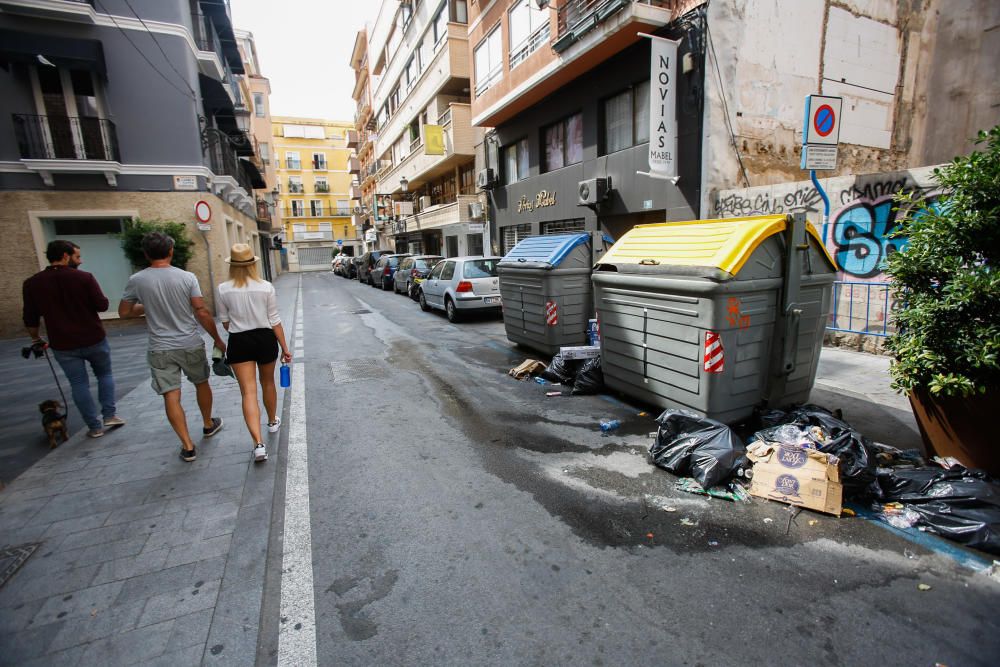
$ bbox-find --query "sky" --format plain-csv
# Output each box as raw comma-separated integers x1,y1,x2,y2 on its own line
230,0,382,121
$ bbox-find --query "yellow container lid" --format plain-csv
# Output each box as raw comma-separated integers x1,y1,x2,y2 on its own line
599,214,835,276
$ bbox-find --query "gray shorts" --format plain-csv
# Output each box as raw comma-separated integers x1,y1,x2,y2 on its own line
148,346,211,395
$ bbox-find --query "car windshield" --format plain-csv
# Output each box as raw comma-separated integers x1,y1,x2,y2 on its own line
388,257,402,267
463,259,498,278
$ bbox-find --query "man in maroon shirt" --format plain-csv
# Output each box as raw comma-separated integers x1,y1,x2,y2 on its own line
22,240,125,439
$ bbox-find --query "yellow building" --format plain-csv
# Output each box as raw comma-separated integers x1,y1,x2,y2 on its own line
273,117,358,270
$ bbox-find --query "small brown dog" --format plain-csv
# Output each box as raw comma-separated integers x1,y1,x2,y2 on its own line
39,400,68,449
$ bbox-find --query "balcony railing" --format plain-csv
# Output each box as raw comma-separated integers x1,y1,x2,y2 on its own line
312,160,327,170
285,159,302,170
557,0,677,40
510,22,551,69
315,183,330,193
192,13,220,53
13,114,120,161
287,182,304,193
206,140,252,193
283,207,352,218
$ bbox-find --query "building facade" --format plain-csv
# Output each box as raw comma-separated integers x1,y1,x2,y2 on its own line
272,116,358,270
357,0,487,259
236,28,281,278
0,0,265,337
468,0,999,257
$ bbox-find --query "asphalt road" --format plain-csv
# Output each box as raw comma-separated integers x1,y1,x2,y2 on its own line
260,271,1000,667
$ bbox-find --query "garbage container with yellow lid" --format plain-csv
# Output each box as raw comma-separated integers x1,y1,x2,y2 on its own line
592,212,836,423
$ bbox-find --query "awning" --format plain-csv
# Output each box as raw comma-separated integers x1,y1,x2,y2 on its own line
0,30,106,77
199,73,235,113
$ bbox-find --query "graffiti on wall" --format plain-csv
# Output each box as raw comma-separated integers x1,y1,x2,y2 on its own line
712,168,939,282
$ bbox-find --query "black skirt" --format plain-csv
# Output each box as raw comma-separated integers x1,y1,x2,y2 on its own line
226,328,278,365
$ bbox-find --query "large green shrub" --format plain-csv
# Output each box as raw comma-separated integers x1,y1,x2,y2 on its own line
117,219,194,270
885,126,1000,397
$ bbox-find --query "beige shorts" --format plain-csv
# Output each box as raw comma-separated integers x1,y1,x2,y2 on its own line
148,347,211,395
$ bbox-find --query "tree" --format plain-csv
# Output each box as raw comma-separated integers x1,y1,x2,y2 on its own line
884,126,1000,397
117,219,195,270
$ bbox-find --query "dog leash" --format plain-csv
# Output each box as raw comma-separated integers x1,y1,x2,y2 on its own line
42,348,70,426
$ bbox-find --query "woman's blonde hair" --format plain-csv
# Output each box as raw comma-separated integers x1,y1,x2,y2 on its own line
228,261,260,288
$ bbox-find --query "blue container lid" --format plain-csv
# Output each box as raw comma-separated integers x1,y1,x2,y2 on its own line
500,233,591,268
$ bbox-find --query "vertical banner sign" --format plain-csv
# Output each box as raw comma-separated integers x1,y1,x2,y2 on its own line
423,125,444,156
648,35,680,182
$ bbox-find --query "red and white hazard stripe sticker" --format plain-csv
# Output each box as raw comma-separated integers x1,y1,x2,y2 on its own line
704,331,724,373
545,301,558,326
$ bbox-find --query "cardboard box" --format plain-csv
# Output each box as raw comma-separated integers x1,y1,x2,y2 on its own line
559,345,601,360
746,444,843,516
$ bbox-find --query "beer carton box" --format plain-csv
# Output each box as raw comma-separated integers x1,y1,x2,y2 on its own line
746,443,843,516
558,345,601,360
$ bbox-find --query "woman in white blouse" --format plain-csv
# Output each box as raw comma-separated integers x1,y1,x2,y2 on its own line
217,243,291,463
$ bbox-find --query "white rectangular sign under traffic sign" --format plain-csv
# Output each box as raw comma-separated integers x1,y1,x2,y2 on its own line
803,95,843,146
802,145,839,170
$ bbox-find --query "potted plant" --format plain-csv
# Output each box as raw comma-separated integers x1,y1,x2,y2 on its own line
884,126,1000,474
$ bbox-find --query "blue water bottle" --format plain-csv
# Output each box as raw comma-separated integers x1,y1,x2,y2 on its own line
279,363,291,388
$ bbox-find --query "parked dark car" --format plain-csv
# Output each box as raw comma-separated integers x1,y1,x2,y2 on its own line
393,255,444,299
356,249,394,285
370,253,411,290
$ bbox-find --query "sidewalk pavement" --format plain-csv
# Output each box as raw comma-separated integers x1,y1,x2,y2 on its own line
0,334,920,665
0,370,282,666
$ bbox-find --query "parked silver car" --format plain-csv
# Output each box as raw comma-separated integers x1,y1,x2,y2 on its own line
418,256,502,322
393,254,444,299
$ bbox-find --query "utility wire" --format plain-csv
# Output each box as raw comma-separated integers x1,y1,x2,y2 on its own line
120,0,200,102
93,0,199,106
706,22,750,188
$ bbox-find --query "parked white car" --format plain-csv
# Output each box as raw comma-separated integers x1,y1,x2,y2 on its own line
418,256,502,322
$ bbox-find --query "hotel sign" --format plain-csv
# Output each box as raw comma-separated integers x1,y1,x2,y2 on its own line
516,190,557,214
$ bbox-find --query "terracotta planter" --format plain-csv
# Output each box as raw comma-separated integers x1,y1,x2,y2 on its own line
908,388,1000,476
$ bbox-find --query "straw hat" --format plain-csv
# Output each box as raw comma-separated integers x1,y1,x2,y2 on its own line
225,243,259,265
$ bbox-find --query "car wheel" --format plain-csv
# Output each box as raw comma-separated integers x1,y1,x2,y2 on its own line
446,297,461,323
419,290,431,312
408,282,416,300
382,277,390,290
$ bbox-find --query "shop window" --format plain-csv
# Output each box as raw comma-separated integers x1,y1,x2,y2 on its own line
467,233,483,256
503,138,529,184
459,163,475,195
446,237,459,257
601,80,650,155
542,219,585,235
542,112,583,172
502,223,533,254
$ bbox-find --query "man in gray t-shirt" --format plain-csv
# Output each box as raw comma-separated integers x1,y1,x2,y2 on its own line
119,232,227,462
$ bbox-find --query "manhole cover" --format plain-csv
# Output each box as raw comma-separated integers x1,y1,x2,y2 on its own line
331,358,389,384
0,543,39,588
351,309,372,315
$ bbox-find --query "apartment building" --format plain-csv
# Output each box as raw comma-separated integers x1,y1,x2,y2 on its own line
0,0,265,336
236,28,281,278
468,0,701,253
273,116,358,270
469,0,1000,256
361,0,486,258
349,28,377,250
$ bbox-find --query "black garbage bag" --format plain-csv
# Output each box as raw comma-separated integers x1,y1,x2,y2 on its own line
749,406,789,432
877,467,1000,554
571,357,603,395
540,353,582,385
649,410,746,489
778,405,879,499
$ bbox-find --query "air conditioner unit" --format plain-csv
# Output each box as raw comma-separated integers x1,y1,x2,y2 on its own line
418,195,432,211
476,168,495,190
468,202,484,220
578,177,611,205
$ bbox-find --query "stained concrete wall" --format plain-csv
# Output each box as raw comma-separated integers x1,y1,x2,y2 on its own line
700,0,1000,213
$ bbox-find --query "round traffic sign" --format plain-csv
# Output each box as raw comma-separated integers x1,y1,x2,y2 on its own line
814,104,835,137
194,200,212,223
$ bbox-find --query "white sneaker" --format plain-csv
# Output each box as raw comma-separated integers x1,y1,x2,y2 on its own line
267,417,281,433
253,443,267,463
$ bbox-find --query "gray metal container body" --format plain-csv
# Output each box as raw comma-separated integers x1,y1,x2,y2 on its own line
593,234,834,423
499,242,594,357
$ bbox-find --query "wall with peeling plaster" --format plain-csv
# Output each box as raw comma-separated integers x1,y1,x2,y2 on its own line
699,0,999,216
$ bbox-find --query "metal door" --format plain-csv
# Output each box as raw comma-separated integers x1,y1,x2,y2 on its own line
297,246,332,271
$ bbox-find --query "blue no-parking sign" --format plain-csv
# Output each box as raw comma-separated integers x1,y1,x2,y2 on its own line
337,239,343,246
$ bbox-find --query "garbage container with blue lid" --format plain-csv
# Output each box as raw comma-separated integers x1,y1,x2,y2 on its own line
592,213,836,423
499,231,611,356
